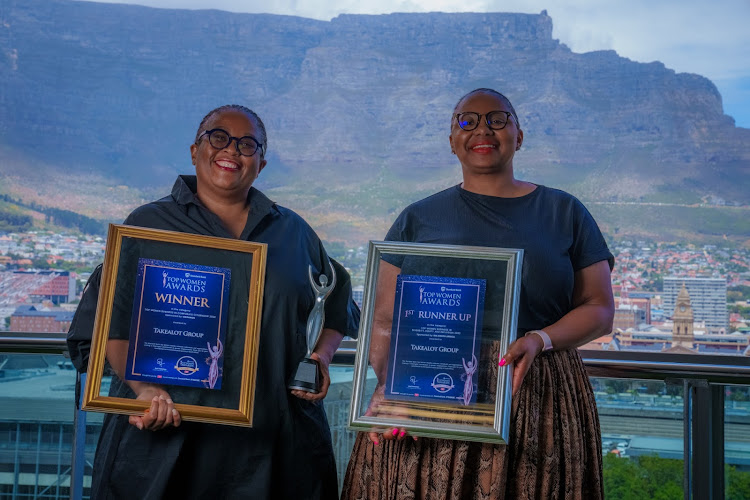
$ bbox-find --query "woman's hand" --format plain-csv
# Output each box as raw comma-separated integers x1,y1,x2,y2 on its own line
499,334,544,396
106,339,181,431
292,328,344,402
128,386,181,431
364,385,414,445
291,351,331,402
376,426,411,444
498,260,615,396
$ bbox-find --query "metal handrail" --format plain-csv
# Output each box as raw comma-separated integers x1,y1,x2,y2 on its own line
0,333,68,354
581,349,750,384
3,335,750,385
332,339,750,384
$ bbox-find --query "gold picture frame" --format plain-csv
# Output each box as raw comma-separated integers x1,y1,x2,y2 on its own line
82,224,266,427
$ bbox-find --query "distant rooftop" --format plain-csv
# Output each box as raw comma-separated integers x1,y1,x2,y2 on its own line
11,305,74,321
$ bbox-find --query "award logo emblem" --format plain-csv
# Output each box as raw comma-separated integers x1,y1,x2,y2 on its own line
288,260,336,393
431,373,455,393
175,356,199,375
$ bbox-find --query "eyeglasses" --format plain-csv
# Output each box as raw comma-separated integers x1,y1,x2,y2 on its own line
454,111,514,131
197,128,265,157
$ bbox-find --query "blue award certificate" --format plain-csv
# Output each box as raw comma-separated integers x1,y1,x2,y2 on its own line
125,259,231,390
385,275,486,406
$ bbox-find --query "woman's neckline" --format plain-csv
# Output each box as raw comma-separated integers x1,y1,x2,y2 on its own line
456,182,541,200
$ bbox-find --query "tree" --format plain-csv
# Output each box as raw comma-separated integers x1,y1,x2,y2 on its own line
727,465,750,500
31,257,51,269
638,455,683,499
603,454,649,499
603,379,632,394
603,454,683,499
728,285,750,302
727,387,750,402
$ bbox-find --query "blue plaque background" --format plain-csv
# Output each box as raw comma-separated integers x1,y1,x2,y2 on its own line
125,258,231,389
385,274,486,405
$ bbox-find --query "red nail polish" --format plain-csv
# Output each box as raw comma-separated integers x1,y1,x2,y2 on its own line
399,430,406,438
373,440,379,446
392,428,398,436
499,359,506,367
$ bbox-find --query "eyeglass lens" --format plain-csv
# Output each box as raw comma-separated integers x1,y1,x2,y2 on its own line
456,111,510,131
207,129,259,156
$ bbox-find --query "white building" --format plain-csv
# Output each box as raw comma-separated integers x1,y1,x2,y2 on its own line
663,277,727,332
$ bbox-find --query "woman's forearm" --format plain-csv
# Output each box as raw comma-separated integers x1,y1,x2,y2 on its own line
536,260,614,351
106,339,163,397
368,261,400,383
313,328,344,366
541,303,614,350
369,319,393,383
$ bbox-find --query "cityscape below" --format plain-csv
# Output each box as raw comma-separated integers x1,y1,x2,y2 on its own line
0,230,748,358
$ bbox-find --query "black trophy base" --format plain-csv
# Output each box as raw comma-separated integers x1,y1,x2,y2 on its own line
288,357,320,393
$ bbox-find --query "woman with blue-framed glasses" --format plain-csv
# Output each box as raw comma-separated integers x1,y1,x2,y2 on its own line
343,88,614,500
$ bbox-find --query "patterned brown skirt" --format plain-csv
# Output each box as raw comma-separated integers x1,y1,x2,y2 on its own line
341,349,603,500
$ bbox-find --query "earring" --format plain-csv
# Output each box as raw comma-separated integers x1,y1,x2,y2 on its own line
451,150,456,154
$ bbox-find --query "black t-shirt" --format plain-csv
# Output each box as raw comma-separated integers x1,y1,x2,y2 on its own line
385,184,614,336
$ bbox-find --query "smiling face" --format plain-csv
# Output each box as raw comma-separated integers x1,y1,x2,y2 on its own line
190,109,267,203
449,91,523,179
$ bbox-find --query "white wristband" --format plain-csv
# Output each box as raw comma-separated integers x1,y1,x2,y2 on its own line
526,330,553,352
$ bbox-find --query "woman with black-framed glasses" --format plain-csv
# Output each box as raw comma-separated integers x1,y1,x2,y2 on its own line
342,88,614,500
68,104,359,499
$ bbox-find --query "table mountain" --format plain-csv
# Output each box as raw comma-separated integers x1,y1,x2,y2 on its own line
1,0,748,243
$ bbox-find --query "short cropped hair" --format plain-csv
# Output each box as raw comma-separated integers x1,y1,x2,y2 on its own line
194,104,268,157
452,88,520,129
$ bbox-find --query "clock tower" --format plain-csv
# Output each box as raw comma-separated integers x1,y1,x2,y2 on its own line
671,283,695,348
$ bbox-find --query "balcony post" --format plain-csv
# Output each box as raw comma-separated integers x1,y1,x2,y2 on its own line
69,371,87,500
690,380,725,499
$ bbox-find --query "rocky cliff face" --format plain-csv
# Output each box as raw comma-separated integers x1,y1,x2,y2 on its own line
0,1,748,240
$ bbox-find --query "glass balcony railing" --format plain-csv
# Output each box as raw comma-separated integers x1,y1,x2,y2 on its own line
0,334,78,500
1,335,749,500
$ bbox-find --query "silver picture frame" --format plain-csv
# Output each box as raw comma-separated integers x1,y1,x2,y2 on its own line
348,241,523,444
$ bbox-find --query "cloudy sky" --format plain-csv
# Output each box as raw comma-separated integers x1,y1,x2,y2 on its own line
86,0,750,127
